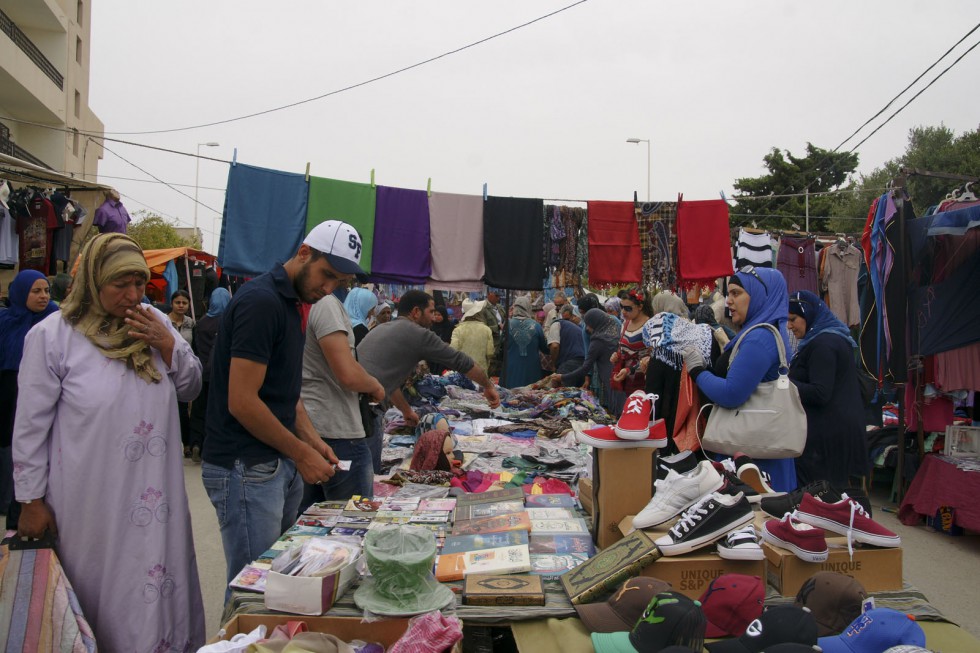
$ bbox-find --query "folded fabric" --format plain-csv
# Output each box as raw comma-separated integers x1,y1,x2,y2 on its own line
370,185,432,284
587,201,642,285
483,196,546,289
389,612,463,653
427,191,486,291
676,198,734,286
220,163,308,276
306,176,377,273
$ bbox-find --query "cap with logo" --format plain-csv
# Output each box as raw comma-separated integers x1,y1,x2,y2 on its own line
591,591,706,653
699,574,765,638
794,572,868,637
761,645,821,653
575,576,672,633
882,647,934,653
818,608,926,653
706,605,818,653
303,220,367,277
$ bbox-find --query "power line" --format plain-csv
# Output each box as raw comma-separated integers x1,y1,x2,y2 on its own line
71,1,591,136
729,186,893,201
122,195,220,238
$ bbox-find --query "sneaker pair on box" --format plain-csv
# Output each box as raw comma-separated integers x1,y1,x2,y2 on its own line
762,493,900,562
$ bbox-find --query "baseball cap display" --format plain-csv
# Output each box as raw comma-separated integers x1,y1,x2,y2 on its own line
591,591,706,653
575,577,673,633
817,609,926,653
760,646,821,653
304,220,367,276
699,574,765,638
706,605,818,653
882,647,934,653
794,572,868,637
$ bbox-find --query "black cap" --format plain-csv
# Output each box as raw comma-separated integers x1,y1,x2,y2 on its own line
706,605,818,653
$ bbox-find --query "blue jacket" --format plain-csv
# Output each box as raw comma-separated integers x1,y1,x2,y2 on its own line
696,328,781,409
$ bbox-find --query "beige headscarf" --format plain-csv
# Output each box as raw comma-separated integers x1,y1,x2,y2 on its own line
61,233,160,384
650,291,689,318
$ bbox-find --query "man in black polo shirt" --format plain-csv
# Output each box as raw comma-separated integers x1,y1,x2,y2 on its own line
202,220,365,585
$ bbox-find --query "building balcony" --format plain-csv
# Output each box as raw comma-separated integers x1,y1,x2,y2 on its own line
0,7,63,90
0,120,51,169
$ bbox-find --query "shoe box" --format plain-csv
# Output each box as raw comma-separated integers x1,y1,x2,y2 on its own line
763,538,902,596
578,477,594,517
618,514,765,600
592,447,657,549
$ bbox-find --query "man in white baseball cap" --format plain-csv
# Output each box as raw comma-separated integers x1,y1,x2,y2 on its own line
303,219,368,279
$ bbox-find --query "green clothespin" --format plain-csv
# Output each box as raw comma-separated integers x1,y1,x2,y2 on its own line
370,169,375,188
427,178,432,198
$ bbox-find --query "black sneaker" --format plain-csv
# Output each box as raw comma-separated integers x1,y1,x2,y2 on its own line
716,469,761,504
656,450,698,481
653,492,754,556
760,480,872,518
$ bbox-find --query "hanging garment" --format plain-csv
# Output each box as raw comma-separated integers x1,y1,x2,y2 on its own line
587,201,641,286
219,163,308,276
92,198,131,234
544,205,564,273
777,236,819,295
821,244,862,327
676,199,734,287
306,176,377,274
936,342,980,392
909,238,980,356
0,203,16,266
16,192,54,273
559,206,584,280
735,228,773,269
483,196,545,290
427,191,486,291
635,201,678,289
369,185,432,285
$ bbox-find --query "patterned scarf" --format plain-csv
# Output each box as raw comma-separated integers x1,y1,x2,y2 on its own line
636,201,678,289
642,313,713,371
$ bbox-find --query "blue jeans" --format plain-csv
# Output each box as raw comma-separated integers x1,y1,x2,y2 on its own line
367,412,384,474
202,457,303,589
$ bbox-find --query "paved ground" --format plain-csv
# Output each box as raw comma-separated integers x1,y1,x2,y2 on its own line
184,461,980,640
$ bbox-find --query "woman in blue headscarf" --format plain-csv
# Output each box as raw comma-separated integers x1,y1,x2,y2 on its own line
682,267,797,492
787,290,870,488
504,296,549,388
0,270,58,516
187,288,233,462
343,287,379,346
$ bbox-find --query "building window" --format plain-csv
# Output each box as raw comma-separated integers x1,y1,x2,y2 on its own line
73,131,79,156
77,0,83,26
74,91,81,118
76,36,82,64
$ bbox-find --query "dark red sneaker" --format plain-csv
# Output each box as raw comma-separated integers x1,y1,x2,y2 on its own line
761,513,829,562
796,493,900,549
615,391,657,440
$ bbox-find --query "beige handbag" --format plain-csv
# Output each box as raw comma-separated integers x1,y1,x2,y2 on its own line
699,323,807,459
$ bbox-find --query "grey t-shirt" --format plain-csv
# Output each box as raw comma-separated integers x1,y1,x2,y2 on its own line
300,296,365,440
357,317,476,395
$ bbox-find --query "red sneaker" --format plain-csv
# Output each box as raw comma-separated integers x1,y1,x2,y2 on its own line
796,493,900,550
576,420,667,449
761,513,829,562
615,391,658,440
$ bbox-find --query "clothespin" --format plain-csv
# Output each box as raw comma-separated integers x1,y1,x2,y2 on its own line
719,190,728,202
370,169,375,188
427,178,432,198
483,183,488,201
232,148,237,167
305,162,310,182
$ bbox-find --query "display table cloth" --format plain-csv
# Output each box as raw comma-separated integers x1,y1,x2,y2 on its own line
899,454,980,531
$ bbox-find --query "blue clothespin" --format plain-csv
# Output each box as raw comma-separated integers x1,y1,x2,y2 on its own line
232,148,237,167
483,183,488,201
719,190,728,201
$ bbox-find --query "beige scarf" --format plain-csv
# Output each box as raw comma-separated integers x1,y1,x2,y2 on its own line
60,233,161,384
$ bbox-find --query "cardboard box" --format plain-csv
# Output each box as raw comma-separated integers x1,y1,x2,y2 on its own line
925,506,963,536
264,553,361,615
763,541,902,597
578,477,594,517
209,615,463,652
618,515,765,599
593,447,656,549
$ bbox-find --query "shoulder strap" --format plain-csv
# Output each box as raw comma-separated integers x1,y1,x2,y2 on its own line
729,323,789,370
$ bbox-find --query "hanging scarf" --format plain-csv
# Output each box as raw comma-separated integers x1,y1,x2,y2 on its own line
59,233,160,384
726,267,791,353
583,308,619,348
0,270,59,370
343,287,378,329
790,290,857,355
206,288,232,317
642,313,713,371
509,296,537,356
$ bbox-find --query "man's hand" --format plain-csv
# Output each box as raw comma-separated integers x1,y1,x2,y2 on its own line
549,373,562,387
310,438,340,466
403,409,420,428
294,444,339,485
18,501,58,539
484,385,501,409
367,381,386,404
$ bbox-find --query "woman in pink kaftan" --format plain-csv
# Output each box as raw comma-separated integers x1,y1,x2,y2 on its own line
13,233,205,652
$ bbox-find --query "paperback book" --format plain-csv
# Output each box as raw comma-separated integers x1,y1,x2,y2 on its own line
455,500,525,521
524,507,577,521
528,534,595,556
530,553,590,580
456,487,525,507
441,530,530,555
529,518,590,535
451,511,531,536
229,564,269,593
435,544,532,582
524,493,577,508
419,498,457,512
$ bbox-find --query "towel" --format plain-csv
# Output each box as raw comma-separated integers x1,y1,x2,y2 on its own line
306,176,377,273
370,185,432,284
483,196,545,290
586,201,642,286
676,198,734,287
427,191,486,291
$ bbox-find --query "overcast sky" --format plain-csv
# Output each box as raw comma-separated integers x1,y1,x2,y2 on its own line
89,1,980,253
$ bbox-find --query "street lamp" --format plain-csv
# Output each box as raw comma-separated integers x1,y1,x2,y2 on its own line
195,142,220,246
626,137,651,202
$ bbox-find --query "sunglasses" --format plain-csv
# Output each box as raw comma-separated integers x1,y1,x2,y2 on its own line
621,304,636,312
737,265,768,293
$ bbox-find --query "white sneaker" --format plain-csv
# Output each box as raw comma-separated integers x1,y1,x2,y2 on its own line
716,525,765,561
632,461,724,529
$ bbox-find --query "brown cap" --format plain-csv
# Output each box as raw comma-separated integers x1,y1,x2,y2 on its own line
794,572,867,637
575,576,673,633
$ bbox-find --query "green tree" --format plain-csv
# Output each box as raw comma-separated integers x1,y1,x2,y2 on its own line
127,211,197,250
731,143,860,232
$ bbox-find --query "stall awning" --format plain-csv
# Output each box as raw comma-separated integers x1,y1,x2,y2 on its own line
0,152,112,191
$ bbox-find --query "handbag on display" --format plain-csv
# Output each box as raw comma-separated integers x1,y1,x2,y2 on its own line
698,323,807,459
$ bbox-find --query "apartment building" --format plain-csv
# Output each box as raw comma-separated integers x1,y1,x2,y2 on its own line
0,0,104,178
